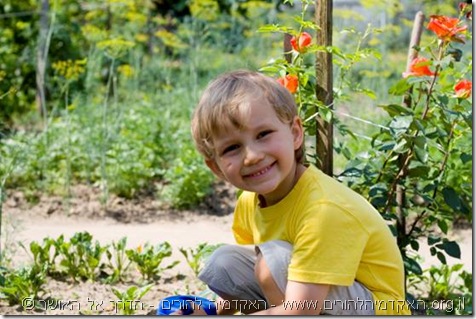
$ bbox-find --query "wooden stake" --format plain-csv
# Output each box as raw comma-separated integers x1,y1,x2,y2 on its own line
315,0,333,176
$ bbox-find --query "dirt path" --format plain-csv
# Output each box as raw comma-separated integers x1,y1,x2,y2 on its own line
10,210,471,273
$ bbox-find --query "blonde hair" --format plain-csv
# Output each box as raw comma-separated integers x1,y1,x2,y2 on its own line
191,70,305,163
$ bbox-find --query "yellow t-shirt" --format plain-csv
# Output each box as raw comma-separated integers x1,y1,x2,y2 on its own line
232,165,410,315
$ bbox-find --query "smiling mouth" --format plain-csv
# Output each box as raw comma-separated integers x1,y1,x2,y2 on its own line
244,162,275,178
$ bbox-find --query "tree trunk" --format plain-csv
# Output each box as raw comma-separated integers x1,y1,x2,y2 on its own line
314,0,333,176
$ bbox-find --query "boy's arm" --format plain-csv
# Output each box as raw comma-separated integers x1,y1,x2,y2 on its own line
251,281,330,315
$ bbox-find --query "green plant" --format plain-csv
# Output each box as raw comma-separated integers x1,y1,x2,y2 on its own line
179,243,223,276
0,264,47,308
258,0,380,158
408,264,472,315
104,237,132,283
55,232,108,282
111,284,153,315
162,142,215,209
126,241,178,281
21,237,60,278
341,7,472,283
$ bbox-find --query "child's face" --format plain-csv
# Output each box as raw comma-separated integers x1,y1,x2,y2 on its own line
206,97,303,206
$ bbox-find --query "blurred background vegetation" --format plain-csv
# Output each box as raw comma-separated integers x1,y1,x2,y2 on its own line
0,0,470,212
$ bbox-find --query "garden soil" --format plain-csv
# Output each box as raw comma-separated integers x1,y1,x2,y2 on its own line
0,183,472,315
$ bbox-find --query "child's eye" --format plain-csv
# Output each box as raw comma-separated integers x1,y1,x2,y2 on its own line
257,130,272,139
222,144,239,155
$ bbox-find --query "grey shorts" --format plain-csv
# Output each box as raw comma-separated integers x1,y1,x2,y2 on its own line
198,240,375,315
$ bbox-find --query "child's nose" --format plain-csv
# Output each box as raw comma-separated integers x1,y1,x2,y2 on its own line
243,144,264,166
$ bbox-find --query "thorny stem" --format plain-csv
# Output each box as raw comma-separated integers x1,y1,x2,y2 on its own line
407,120,457,236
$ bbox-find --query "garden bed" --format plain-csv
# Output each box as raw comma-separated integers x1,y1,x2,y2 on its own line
0,182,471,315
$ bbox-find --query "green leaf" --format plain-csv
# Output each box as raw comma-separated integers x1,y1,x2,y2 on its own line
377,141,395,151
442,187,461,211
414,147,428,163
389,116,413,137
404,257,422,275
126,286,138,296
436,251,447,264
257,25,293,34
392,139,409,153
378,104,414,117
442,241,461,259
413,136,427,149
410,240,419,251
359,88,376,99
428,235,441,245
406,76,433,85
437,219,448,234
407,164,430,177
460,153,471,164
388,78,412,95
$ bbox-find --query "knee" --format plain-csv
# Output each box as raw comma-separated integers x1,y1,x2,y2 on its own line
198,245,259,300
203,245,240,273
200,244,260,279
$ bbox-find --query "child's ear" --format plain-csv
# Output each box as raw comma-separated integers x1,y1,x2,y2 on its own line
291,116,304,150
205,159,225,180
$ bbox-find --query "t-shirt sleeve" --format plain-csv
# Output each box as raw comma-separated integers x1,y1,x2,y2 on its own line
232,192,255,245
288,202,370,286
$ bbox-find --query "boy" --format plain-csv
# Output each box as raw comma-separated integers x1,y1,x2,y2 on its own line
188,70,410,315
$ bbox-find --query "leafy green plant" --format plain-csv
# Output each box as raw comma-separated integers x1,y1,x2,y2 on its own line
0,265,47,308
21,237,60,278
162,142,215,209
55,232,108,282
340,6,472,285
408,263,472,315
179,243,223,276
111,284,152,315
104,237,132,283
426,264,470,303
126,242,178,281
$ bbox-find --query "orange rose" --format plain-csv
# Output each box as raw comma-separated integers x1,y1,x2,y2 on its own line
277,74,299,93
427,15,467,43
290,32,312,53
402,57,435,78
454,79,472,98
